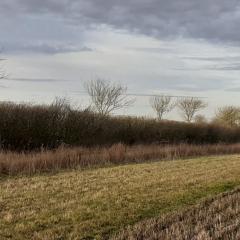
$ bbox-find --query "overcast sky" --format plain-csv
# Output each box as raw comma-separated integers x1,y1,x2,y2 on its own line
1,0,240,119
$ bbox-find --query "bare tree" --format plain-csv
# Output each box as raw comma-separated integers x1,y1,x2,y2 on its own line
214,106,240,127
177,97,207,122
150,96,175,120
84,78,134,116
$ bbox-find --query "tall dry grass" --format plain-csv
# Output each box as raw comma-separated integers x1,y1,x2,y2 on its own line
1,143,240,176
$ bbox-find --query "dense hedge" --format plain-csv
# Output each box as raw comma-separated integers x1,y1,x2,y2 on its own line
0,101,240,150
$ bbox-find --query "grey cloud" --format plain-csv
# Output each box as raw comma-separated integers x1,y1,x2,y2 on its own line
182,56,240,62
0,12,87,54
0,84,8,88
1,0,240,43
206,64,240,71
131,74,232,92
130,47,176,54
174,65,240,71
171,85,212,92
1,42,93,54
225,87,240,92
179,56,240,71
6,78,64,82
166,80,229,92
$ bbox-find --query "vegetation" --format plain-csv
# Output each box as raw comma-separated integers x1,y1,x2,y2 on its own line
177,97,207,122
1,33,240,240
0,78,239,239
2,143,240,176
84,78,134,116
1,101,240,151
113,188,240,240
150,96,175,120
1,155,240,239
214,106,240,127
194,114,208,124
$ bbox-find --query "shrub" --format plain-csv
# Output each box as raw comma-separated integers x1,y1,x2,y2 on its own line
0,101,240,150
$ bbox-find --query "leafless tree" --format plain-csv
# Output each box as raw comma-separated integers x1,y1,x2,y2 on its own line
150,96,175,120
214,106,240,127
84,78,134,116
177,97,207,122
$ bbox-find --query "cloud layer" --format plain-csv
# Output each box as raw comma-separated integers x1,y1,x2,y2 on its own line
2,42,93,54
1,0,240,43
1,0,240,118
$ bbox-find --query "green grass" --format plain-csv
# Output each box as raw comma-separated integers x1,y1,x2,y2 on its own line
1,155,240,239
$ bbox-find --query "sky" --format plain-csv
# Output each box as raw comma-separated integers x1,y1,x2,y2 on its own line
1,0,240,119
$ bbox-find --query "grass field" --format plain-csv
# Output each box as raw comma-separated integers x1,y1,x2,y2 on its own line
113,188,240,240
1,155,240,239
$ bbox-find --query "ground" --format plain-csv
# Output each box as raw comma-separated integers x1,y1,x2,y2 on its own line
1,155,240,239
113,188,240,240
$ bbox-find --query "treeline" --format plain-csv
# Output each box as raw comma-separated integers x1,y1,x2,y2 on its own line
0,100,240,151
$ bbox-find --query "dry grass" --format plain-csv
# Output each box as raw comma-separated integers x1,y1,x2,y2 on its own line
1,143,240,175
1,155,240,239
113,188,240,240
